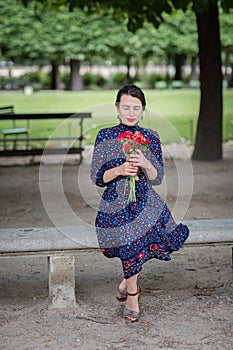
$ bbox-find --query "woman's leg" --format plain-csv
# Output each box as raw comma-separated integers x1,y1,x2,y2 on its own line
118,278,127,291
125,273,139,312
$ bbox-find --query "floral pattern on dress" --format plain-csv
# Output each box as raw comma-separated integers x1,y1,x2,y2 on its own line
91,123,189,279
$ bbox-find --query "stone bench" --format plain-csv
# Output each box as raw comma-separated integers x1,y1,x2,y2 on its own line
0,219,232,309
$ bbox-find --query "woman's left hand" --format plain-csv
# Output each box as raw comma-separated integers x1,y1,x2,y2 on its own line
128,149,152,170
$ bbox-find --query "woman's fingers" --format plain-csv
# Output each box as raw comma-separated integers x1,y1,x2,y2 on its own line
129,150,151,169
121,162,138,176
129,155,143,166
126,163,138,175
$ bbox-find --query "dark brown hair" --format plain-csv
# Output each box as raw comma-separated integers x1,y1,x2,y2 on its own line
115,85,146,110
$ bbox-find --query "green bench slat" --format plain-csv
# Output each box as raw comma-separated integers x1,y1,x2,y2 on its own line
2,128,28,135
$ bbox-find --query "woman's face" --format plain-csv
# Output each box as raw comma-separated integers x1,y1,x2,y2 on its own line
117,94,143,126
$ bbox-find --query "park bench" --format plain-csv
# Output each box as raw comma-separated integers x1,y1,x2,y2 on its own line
0,219,232,309
0,106,29,150
0,112,92,162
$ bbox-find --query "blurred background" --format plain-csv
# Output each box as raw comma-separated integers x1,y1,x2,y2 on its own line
0,0,232,158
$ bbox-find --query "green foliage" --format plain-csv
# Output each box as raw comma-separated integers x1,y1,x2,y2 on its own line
108,73,141,88
0,75,18,90
24,0,232,31
21,70,51,89
1,0,232,91
154,81,168,90
147,73,171,88
0,70,51,90
110,73,129,87
220,8,233,52
82,73,93,87
60,71,70,90
82,73,106,88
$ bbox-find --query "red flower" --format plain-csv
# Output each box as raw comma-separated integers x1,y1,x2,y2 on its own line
122,144,132,151
132,131,148,145
118,130,149,149
118,131,134,142
117,130,150,203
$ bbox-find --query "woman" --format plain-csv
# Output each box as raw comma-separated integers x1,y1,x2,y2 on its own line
91,85,189,322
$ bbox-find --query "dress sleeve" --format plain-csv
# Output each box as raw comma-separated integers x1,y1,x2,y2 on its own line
144,130,164,186
90,130,107,187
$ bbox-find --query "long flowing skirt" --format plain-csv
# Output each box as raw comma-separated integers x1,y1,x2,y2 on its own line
95,176,189,279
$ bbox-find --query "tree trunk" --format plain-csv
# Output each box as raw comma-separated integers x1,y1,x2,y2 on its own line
166,53,172,83
126,57,131,84
229,65,233,88
51,61,60,90
174,53,185,80
189,56,198,81
223,49,229,81
70,59,83,91
192,3,222,161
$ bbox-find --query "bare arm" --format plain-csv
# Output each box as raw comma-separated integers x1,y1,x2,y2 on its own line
103,161,139,184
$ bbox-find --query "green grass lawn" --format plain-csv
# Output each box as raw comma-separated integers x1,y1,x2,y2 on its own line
0,89,232,146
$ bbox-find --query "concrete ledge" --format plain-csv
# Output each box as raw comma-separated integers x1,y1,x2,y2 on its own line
184,218,233,245
0,219,232,308
0,225,97,254
0,219,232,255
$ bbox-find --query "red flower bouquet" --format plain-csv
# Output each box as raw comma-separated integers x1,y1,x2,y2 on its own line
118,131,150,202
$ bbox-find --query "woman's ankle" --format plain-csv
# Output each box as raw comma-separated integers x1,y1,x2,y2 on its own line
126,294,139,312
119,279,127,291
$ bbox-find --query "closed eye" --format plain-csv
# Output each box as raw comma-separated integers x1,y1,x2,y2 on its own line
121,104,142,111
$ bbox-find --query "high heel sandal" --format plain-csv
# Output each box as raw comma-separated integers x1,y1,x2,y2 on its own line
123,286,142,322
115,287,127,302
116,285,141,302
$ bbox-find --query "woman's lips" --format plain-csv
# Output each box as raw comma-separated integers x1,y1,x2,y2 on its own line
127,118,135,123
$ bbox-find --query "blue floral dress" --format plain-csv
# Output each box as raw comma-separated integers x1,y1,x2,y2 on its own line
91,122,189,279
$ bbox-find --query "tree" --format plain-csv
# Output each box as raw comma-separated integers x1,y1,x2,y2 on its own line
220,8,233,82
38,0,232,160
191,2,223,160
63,9,121,90
5,1,233,156
106,22,164,84
156,10,198,82
0,2,129,90
0,1,67,89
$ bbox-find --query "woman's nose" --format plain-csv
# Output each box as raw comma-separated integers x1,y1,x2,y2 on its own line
129,107,135,116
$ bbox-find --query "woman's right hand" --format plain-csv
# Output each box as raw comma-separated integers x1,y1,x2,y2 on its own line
118,161,139,177
103,161,139,184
